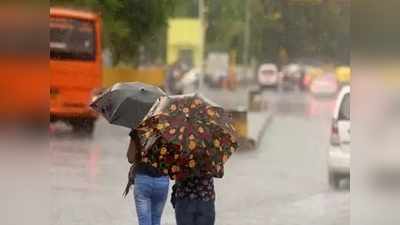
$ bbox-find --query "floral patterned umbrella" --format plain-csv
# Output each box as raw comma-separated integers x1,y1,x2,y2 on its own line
135,93,238,180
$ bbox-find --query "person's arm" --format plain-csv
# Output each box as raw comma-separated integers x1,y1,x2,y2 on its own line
126,138,136,164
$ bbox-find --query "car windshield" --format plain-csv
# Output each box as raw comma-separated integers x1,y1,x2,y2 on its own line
50,17,96,61
339,93,350,120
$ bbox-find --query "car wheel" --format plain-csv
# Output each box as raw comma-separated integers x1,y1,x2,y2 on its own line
328,171,341,189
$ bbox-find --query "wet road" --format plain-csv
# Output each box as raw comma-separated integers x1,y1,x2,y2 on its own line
51,88,349,225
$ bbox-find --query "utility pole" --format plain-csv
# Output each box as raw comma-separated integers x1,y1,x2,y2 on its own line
243,0,251,67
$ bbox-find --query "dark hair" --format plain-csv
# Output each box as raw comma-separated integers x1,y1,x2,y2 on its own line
123,130,141,198
129,129,142,150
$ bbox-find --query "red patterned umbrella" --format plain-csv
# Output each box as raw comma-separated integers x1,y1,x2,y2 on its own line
135,93,238,180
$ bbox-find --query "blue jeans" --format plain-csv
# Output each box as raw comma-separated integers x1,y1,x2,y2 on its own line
134,174,170,225
175,199,215,225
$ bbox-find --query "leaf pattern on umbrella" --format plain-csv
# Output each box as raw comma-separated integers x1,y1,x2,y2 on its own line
135,94,238,180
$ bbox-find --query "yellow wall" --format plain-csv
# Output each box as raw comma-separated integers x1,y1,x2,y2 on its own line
167,18,204,67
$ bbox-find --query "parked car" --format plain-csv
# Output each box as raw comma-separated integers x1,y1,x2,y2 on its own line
327,86,350,189
310,74,338,97
257,64,279,89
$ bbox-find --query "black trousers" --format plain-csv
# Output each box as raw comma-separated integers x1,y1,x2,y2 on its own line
174,199,215,225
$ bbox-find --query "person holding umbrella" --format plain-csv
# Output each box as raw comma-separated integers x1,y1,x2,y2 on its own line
126,130,169,225
134,93,239,225
91,82,170,225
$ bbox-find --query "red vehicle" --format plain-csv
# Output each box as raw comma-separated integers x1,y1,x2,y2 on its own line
310,74,338,97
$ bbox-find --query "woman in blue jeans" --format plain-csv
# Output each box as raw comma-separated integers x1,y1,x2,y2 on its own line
126,130,170,225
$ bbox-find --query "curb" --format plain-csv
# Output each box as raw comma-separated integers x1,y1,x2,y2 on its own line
254,112,273,149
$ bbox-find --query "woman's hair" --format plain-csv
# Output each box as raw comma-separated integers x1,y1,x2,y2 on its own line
130,129,141,150
123,129,141,198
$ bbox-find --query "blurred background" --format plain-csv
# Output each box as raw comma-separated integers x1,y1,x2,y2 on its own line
46,1,351,225
0,0,361,225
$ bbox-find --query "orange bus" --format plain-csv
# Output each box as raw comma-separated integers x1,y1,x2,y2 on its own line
50,7,102,134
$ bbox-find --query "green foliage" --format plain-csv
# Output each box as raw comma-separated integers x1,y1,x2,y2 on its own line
207,0,246,54
172,0,198,17
50,0,349,66
205,0,349,65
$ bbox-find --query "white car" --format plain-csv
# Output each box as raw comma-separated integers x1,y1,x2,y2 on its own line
257,64,279,89
327,86,350,189
310,74,338,97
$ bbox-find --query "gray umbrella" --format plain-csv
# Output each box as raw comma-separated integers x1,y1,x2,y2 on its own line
90,82,166,129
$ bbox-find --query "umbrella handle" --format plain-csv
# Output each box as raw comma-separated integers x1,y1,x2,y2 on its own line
143,134,161,151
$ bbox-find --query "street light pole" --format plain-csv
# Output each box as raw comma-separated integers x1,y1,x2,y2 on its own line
243,0,251,67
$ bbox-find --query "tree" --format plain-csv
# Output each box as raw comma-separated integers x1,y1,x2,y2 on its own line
51,0,177,65
248,0,350,65
204,0,350,65
206,0,246,62
51,0,349,66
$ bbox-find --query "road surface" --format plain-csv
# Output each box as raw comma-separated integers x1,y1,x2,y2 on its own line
51,88,349,225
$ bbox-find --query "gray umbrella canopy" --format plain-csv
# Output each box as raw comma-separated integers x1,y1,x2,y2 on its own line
90,82,166,128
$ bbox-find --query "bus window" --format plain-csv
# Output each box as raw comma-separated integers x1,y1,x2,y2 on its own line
50,17,96,61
